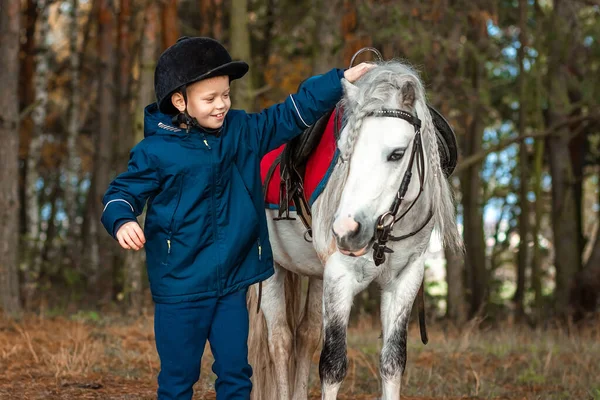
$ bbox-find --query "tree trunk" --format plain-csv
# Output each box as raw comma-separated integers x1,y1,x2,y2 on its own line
24,0,51,309
530,3,546,321
461,125,487,318
570,189,600,319
531,137,544,320
461,23,488,318
546,0,581,317
0,0,23,317
445,244,467,324
136,2,159,136
199,0,212,36
123,0,160,313
230,0,253,110
199,0,223,41
259,0,274,68
311,0,342,74
213,0,224,42
160,0,179,50
117,0,133,170
567,91,586,269
65,0,84,271
564,2,586,271
19,0,38,242
41,172,60,268
341,0,371,66
514,0,529,318
20,0,38,111
90,0,117,305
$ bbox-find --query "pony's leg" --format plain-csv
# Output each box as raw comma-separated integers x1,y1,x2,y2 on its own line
319,253,371,400
293,277,323,400
379,255,425,400
260,264,293,400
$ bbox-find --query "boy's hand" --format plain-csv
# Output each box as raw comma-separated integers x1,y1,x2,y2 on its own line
116,221,146,250
344,62,376,83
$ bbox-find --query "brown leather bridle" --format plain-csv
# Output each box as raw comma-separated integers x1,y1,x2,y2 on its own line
365,109,433,267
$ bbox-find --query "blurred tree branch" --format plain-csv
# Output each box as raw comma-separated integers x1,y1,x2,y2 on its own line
252,84,272,98
455,111,600,173
19,100,42,121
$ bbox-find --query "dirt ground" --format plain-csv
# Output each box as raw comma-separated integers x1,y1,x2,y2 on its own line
1,312,598,400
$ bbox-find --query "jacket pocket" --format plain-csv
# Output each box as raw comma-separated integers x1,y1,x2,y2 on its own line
163,175,183,266
161,233,172,267
231,164,260,228
221,164,261,269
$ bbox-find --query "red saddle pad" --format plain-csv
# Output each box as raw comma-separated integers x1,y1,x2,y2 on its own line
260,111,339,208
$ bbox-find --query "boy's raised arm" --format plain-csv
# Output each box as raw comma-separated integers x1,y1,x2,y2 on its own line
101,143,160,239
245,63,375,156
245,68,344,156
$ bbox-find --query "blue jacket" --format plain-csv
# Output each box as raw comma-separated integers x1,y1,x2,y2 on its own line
101,68,344,303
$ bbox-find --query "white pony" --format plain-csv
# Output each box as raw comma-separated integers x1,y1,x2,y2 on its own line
249,61,462,400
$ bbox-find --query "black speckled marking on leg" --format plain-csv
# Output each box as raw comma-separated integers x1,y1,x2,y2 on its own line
319,323,348,385
380,322,408,379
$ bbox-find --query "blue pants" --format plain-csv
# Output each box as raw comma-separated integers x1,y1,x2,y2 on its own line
154,288,252,400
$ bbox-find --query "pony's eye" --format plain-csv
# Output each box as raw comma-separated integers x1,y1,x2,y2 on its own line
388,149,406,162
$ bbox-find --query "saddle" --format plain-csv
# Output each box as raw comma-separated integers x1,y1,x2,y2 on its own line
262,108,338,237
429,105,458,177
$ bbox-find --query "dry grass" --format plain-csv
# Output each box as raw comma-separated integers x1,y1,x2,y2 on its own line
0,312,598,399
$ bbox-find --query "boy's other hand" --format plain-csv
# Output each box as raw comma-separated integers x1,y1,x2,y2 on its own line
344,62,376,83
116,221,146,250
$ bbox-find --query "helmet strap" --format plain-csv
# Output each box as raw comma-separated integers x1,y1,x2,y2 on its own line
170,84,202,133
170,84,223,136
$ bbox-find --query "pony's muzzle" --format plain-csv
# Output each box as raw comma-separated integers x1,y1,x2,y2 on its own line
332,215,371,256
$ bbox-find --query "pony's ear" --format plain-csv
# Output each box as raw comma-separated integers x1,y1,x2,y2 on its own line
342,79,360,105
400,81,416,109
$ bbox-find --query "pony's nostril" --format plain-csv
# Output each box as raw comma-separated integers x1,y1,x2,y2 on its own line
348,221,361,238
333,216,362,241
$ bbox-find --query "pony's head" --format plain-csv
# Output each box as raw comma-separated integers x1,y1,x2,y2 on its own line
331,62,461,257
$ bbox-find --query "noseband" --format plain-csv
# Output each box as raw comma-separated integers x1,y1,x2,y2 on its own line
366,109,434,266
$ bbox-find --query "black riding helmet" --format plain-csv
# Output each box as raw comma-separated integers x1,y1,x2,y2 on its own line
154,36,249,116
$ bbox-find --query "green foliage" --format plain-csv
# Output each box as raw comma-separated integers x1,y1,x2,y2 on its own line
517,366,546,385
70,310,101,323
62,267,83,287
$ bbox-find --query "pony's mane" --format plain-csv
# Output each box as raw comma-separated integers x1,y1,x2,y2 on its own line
338,60,463,251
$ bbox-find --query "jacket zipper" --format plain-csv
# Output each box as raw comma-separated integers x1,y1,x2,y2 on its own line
166,175,183,258
258,239,262,261
205,136,221,296
202,133,211,149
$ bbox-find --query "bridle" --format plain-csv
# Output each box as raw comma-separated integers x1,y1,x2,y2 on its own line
353,109,434,266
340,47,434,266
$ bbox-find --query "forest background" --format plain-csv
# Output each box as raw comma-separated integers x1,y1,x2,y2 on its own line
0,0,599,398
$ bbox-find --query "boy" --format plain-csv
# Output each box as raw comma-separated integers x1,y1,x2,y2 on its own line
101,36,373,399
